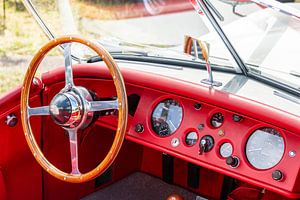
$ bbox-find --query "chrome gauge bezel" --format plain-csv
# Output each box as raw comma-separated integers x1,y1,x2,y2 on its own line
151,98,183,137
185,131,199,146
210,112,224,128
245,127,285,170
219,142,233,158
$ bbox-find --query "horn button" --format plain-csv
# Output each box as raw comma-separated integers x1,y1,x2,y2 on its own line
49,92,82,128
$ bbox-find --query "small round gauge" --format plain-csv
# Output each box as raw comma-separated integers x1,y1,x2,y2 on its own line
151,99,183,137
220,142,233,158
210,112,224,128
185,131,198,146
246,128,284,170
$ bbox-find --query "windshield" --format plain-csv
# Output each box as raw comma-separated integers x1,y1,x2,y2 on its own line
28,0,300,90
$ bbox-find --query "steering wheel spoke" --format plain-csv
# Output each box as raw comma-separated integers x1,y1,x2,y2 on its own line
89,99,118,112
63,43,75,89
28,106,50,117
67,129,81,175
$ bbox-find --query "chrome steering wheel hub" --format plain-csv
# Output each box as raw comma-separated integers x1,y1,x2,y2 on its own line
49,87,93,129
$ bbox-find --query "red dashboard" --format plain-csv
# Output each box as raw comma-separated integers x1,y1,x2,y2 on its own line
36,63,300,198
127,85,300,198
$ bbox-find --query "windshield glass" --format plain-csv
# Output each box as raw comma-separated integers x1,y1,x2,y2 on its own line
29,0,300,90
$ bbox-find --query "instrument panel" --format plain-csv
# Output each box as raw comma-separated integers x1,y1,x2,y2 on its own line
127,89,300,197
150,99,285,172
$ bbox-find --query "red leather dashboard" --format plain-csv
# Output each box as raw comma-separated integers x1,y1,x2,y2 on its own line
40,63,300,198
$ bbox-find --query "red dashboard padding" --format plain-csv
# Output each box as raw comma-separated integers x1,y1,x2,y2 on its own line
227,186,264,200
0,168,6,200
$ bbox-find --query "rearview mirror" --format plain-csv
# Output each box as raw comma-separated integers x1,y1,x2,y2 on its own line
184,35,222,87
184,35,210,60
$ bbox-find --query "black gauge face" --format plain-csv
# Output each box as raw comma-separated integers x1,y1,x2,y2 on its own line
210,112,224,128
151,99,183,137
185,131,198,146
246,128,284,170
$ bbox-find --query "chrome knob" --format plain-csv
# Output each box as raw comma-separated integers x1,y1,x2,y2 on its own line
6,114,17,127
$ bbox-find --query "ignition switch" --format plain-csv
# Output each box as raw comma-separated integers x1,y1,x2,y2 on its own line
199,135,214,155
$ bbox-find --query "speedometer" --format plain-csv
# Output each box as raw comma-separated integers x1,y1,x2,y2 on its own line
246,128,284,170
151,99,183,137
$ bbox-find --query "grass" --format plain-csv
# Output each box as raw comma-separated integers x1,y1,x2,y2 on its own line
0,4,47,56
0,66,24,95
0,0,62,96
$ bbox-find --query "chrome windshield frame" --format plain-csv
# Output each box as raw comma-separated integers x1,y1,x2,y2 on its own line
22,0,55,41
191,0,248,76
22,0,79,60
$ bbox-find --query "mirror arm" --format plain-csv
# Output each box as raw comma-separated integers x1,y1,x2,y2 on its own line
190,0,248,76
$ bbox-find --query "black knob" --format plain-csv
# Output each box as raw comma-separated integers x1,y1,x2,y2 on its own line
194,103,202,110
226,156,239,168
197,124,204,130
272,170,283,181
135,123,144,133
232,114,242,122
199,135,214,155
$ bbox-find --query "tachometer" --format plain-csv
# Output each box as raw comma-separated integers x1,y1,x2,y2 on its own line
246,128,284,170
151,99,183,137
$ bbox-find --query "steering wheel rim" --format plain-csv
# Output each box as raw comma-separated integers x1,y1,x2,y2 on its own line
20,35,128,183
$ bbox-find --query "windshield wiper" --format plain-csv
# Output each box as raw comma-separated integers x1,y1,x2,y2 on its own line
290,70,300,78
87,51,149,63
111,50,149,57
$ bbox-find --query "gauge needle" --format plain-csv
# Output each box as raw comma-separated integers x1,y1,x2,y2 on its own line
168,120,176,131
224,145,230,151
162,106,169,111
248,148,262,152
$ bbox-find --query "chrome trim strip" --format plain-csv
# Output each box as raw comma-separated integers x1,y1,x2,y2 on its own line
273,90,300,105
222,75,248,94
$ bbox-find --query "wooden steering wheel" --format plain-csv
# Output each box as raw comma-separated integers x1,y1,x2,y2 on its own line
20,36,128,183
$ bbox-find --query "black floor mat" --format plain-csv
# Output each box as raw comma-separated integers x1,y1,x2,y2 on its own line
82,172,199,200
